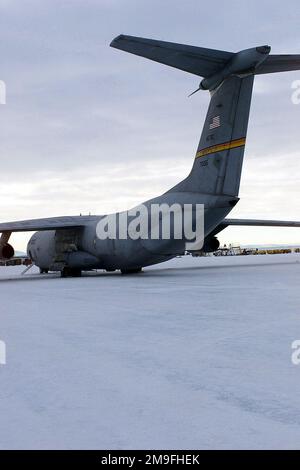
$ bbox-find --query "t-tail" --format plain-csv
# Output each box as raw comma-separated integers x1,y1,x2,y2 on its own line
111,36,300,198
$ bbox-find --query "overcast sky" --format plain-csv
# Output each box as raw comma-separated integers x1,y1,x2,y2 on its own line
0,0,300,250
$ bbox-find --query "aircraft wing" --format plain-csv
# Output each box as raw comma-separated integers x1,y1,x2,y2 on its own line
0,216,299,234
0,215,98,233
110,35,234,77
212,218,300,236
223,219,300,227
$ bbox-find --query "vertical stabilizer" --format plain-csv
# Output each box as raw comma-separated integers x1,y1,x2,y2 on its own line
185,75,254,196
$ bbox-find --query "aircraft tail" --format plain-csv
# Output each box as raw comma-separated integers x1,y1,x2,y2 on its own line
111,35,300,79
183,74,254,197
111,36,300,197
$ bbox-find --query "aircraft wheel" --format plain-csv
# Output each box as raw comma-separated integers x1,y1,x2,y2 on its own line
61,267,82,278
120,268,143,275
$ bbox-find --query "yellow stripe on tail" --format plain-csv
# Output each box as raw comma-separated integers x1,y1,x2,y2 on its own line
196,137,246,159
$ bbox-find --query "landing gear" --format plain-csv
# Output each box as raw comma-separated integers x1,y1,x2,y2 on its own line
121,268,143,275
61,267,82,278
39,268,49,274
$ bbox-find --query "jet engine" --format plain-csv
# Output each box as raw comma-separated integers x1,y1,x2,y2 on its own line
0,243,15,260
202,236,220,253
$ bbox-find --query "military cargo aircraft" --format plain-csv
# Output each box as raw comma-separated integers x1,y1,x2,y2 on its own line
0,35,300,276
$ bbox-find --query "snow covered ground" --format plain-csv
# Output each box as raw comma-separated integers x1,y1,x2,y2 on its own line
0,253,300,450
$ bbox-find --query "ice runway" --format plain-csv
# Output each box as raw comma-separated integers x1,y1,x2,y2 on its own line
0,254,300,449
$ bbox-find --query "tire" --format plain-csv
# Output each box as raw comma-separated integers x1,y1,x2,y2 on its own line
61,267,82,278
120,268,143,275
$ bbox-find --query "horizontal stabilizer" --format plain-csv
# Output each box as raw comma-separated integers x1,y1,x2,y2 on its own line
256,55,300,75
111,35,300,83
110,35,234,77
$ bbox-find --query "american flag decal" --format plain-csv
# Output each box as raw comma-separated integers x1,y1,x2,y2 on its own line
209,115,221,130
